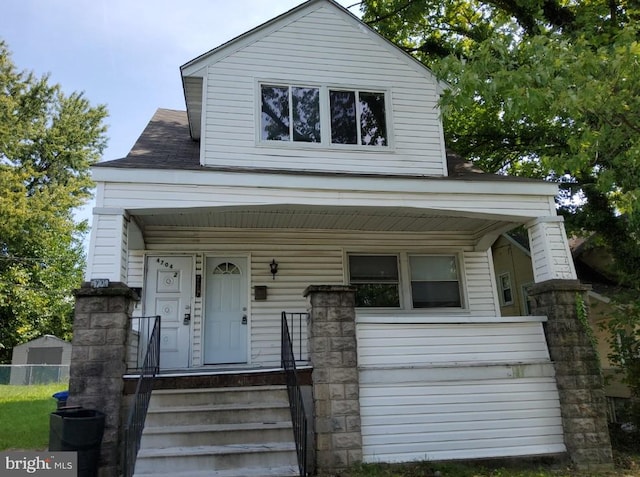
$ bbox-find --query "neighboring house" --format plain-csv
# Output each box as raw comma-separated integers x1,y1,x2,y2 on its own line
9,335,71,385
492,232,633,418
570,236,634,420
491,232,534,316
74,0,610,474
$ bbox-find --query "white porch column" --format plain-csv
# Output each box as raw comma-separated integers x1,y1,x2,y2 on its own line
85,208,130,283
525,216,577,283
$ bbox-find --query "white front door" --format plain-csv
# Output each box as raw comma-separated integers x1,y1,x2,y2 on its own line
145,256,193,370
204,257,248,364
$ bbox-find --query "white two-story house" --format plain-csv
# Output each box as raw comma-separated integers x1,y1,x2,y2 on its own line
78,0,602,474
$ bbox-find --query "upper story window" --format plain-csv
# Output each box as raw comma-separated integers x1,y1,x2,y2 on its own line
260,83,388,147
261,85,321,142
330,90,387,146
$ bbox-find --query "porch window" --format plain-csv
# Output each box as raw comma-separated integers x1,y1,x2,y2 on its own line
409,255,461,308
261,85,321,142
348,255,400,307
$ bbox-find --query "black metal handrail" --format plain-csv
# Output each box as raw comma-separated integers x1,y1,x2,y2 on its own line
123,315,160,477
281,311,309,477
285,312,308,363
127,315,158,372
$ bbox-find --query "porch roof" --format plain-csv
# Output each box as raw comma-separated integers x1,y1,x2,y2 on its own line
130,204,505,234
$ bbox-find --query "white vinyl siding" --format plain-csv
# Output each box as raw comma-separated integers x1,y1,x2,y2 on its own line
359,378,564,462
87,213,128,283
528,219,577,281
124,229,499,367
127,251,144,289
464,251,500,316
98,180,556,220
358,321,552,367
200,5,446,176
357,319,565,462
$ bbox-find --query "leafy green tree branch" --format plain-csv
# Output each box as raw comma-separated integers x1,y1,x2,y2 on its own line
0,40,107,363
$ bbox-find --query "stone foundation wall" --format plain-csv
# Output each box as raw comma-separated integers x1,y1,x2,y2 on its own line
528,279,613,470
69,283,138,477
304,285,362,473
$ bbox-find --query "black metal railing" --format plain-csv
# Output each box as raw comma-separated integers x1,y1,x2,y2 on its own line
281,312,309,477
284,311,309,363
127,315,159,372
123,315,160,477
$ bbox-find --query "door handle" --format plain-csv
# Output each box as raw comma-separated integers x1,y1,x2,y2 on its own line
183,313,191,325
242,315,247,325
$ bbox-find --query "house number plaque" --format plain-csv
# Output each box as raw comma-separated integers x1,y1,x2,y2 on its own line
90,279,110,288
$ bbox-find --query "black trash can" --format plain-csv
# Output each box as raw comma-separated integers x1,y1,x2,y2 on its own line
49,408,105,477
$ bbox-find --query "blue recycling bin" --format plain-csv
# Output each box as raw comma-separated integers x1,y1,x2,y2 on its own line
52,390,69,409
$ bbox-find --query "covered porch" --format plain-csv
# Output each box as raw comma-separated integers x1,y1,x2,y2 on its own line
72,166,615,475
88,197,574,372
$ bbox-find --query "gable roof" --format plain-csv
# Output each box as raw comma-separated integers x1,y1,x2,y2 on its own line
181,0,441,81
94,108,544,184
180,0,446,139
13,335,70,350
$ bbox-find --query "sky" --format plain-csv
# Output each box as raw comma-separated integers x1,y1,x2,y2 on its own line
0,0,358,227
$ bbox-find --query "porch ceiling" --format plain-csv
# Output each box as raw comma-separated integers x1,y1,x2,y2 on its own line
130,205,516,235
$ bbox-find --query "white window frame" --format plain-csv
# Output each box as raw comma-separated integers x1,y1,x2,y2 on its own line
257,81,391,149
328,88,388,147
498,272,514,306
346,251,466,311
406,254,464,310
258,83,322,143
347,253,402,309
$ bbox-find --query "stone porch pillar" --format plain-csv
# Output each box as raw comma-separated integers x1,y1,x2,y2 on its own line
528,279,613,470
304,285,362,473
69,282,138,477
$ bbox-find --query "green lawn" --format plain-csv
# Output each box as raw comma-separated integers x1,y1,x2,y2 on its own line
2,383,638,477
0,383,66,450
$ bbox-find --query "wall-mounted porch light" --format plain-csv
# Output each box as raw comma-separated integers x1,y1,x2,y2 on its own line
270,259,279,280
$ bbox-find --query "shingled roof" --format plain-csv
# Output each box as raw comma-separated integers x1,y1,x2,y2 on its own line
95,109,201,170
94,108,540,182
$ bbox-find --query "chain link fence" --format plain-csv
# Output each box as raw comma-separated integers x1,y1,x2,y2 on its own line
0,364,70,385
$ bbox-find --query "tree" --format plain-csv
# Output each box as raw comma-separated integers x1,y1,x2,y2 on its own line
358,0,640,284
0,41,107,363
358,0,640,432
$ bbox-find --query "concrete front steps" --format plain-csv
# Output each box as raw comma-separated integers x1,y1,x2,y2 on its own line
133,385,299,477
